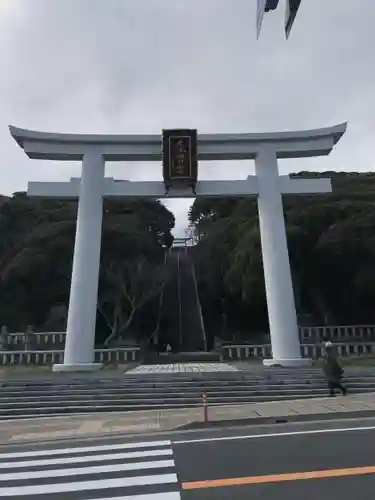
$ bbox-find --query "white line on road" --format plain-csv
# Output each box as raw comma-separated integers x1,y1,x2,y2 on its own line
0,473,178,496
93,494,181,500
0,449,173,469
0,459,175,481
0,439,171,459
174,424,375,445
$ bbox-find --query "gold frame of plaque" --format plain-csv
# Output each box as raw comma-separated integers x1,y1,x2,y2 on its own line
162,129,198,191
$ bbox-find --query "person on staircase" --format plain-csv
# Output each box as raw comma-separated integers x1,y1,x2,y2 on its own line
322,341,347,397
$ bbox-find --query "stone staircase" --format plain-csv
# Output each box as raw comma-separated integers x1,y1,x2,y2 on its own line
179,249,206,351
155,247,207,353
1,366,375,420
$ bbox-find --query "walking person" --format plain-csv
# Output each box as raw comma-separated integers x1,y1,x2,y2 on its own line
322,341,347,397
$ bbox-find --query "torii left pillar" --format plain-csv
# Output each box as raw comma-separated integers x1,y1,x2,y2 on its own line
55,151,105,371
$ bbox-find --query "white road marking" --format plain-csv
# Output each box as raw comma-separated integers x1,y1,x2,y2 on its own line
0,448,173,469
174,424,375,445
0,438,181,498
94,493,181,500
0,459,175,481
0,439,171,459
0,473,178,496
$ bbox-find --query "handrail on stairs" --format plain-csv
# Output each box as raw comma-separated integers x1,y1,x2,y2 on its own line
141,248,169,361
191,253,207,352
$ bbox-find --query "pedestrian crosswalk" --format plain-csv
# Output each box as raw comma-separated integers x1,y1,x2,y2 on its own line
0,439,181,498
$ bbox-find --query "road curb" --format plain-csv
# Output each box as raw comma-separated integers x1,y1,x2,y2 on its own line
179,409,375,430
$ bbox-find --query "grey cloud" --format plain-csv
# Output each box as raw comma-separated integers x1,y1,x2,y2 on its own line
0,0,374,234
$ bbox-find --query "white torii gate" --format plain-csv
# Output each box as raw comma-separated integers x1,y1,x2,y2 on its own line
9,122,347,371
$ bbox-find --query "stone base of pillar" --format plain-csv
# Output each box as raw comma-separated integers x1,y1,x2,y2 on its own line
52,363,102,372
263,358,312,368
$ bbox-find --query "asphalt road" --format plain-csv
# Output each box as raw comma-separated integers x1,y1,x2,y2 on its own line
2,417,375,498
174,419,375,499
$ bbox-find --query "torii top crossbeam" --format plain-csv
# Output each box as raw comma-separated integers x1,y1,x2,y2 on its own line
9,123,346,162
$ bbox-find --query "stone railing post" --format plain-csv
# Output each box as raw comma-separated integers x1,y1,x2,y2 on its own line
0,325,8,350
23,325,34,351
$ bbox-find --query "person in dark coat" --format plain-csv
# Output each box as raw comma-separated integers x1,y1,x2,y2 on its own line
322,342,347,397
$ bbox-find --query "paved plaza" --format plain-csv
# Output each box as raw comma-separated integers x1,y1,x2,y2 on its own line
127,363,239,374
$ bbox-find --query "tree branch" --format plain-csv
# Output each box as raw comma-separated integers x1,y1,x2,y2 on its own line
97,301,113,330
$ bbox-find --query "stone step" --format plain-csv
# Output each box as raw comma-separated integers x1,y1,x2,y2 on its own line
3,370,374,381
0,390,372,419
124,376,375,383
0,379,375,398
0,388,336,403
0,380,326,389
123,374,375,381
2,379,334,388
0,379,372,392
2,376,375,391
122,373,375,381
0,368,373,385
1,380,375,399
2,382,374,398
129,365,374,372
0,387,372,408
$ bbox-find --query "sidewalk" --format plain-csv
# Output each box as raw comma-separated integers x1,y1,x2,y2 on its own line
1,393,375,444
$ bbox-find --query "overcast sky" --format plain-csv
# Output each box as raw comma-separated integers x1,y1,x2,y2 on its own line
0,0,373,235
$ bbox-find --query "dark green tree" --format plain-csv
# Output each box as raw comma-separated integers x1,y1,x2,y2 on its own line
0,194,174,342
189,172,375,338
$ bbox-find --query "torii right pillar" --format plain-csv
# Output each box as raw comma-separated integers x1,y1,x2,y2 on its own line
254,148,334,367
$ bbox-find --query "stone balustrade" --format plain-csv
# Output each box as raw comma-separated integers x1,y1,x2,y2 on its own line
0,348,141,366
299,325,375,343
1,325,375,352
0,325,375,366
0,343,373,366
221,342,375,361
1,332,66,349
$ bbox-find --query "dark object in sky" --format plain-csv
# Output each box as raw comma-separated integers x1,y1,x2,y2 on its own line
257,0,303,39
265,0,280,12
285,0,303,38
162,129,198,194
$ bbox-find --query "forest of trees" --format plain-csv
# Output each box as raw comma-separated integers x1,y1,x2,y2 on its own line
0,193,174,345
1,171,375,345
191,172,375,341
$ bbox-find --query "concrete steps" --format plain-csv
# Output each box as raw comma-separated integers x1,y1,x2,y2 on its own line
1,378,375,393
0,367,374,420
